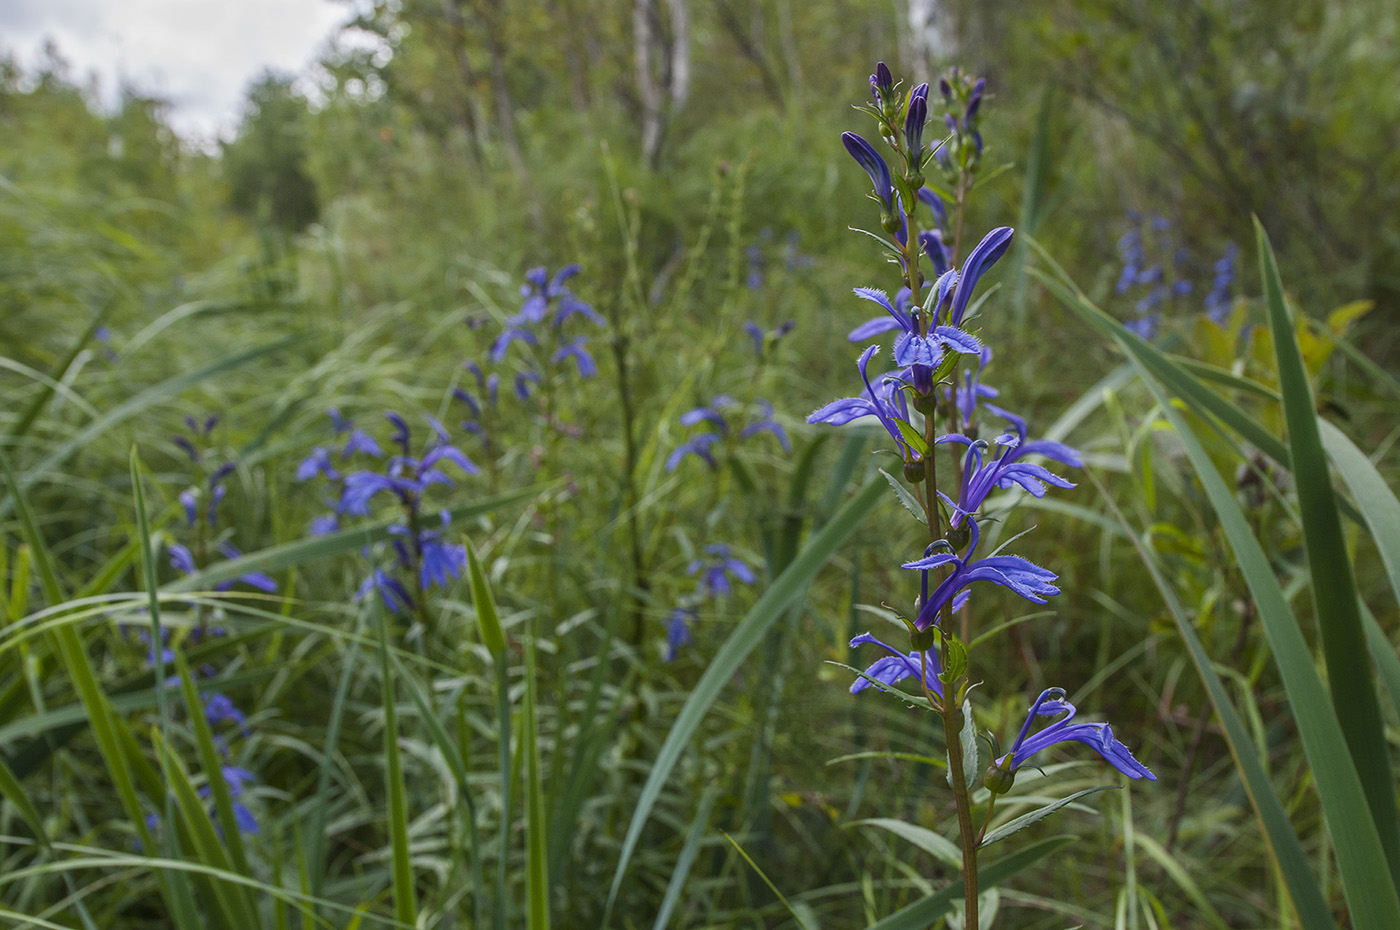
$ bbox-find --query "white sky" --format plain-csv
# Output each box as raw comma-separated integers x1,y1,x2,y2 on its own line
1,0,352,141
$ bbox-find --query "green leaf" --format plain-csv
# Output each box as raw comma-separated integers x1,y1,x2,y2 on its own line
952,697,978,794
1257,217,1400,886
465,537,506,659
524,637,550,930
980,786,1117,848
375,601,416,927
605,476,886,913
849,818,961,867
865,836,1075,930
879,468,926,523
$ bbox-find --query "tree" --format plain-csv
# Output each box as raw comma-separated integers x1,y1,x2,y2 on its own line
223,72,321,233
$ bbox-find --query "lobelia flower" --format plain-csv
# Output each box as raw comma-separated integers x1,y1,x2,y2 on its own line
848,631,944,698
902,517,1059,631
203,692,250,734
167,542,277,593
357,567,414,613
687,544,756,599
904,83,929,168
949,346,998,435
1204,242,1238,324
198,765,260,835
842,131,895,213
869,60,895,109
664,607,696,661
551,336,598,378
738,399,791,453
808,345,922,467
667,397,788,471
988,687,1156,787
666,433,722,471
936,409,1081,528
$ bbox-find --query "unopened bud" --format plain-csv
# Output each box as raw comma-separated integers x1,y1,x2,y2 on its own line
902,458,926,484
984,761,1016,795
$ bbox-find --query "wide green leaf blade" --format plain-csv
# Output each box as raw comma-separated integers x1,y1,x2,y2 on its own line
605,476,886,911
1132,354,1400,928
1257,219,1400,885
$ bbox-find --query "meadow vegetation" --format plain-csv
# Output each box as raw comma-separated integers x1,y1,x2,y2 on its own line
1,1,1398,927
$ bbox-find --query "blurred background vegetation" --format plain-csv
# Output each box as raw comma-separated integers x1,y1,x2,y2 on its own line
1,0,1397,926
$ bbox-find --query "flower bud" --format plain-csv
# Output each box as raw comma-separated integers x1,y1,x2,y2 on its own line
902,458,926,484
984,761,1016,795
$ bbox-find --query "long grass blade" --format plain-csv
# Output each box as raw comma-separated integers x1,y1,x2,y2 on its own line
650,786,718,930
1257,220,1400,885
375,602,416,927
523,636,550,930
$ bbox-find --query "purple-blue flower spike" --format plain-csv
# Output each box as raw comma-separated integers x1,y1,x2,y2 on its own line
842,131,895,213
988,688,1156,789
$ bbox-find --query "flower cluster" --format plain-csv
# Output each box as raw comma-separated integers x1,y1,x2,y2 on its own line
1203,242,1239,325
1116,213,1193,339
813,63,1154,802
298,409,476,613
667,396,790,471
489,264,605,379
139,414,268,840
661,543,756,661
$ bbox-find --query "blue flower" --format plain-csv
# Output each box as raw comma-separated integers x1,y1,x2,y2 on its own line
356,568,414,613
665,433,722,471
552,294,607,329
992,688,1156,783
738,399,791,453
937,409,1081,527
419,533,467,590
869,61,894,108
947,226,1014,328
296,446,339,481
904,84,929,164
842,131,895,213
902,518,1059,631
950,346,998,432
214,542,278,593
665,607,695,661
680,396,735,434
514,370,542,400
203,692,249,734
808,345,919,464
197,765,260,836
489,326,538,363
848,631,942,698
552,336,598,378
687,544,756,599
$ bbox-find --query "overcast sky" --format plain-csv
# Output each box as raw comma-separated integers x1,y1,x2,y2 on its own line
2,0,351,141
